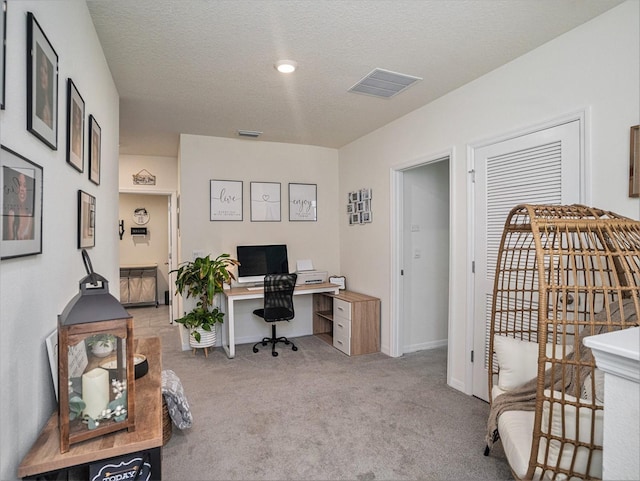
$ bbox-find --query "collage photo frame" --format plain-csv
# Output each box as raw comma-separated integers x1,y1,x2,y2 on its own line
347,188,372,225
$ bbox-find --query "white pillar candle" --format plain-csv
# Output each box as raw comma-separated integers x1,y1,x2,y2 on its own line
81,367,110,419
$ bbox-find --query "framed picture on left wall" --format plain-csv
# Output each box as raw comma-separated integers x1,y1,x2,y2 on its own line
1,145,43,259
66,79,85,172
1,1,7,110
78,190,95,248
88,115,101,185
27,12,58,149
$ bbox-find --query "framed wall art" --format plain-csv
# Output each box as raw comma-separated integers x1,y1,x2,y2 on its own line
27,12,58,149
1,145,43,259
78,190,95,248
347,188,372,225
289,183,317,221
250,182,280,222
630,125,640,198
88,114,101,185
66,78,85,172
210,179,242,221
1,1,6,110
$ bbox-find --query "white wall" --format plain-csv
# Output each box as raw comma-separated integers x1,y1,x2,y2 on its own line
119,154,178,192
338,1,640,391
0,1,119,479
178,134,340,343
119,193,170,302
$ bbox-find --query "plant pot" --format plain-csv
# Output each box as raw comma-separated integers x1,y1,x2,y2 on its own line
189,327,216,349
91,341,115,358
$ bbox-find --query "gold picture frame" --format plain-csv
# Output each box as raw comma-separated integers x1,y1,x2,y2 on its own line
630,125,640,198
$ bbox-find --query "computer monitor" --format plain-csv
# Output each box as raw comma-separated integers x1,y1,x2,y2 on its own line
236,244,289,285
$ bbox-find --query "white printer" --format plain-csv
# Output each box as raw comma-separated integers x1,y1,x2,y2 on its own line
295,259,328,285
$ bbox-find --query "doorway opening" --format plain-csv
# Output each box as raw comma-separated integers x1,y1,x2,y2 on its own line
118,190,179,324
391,153,451,367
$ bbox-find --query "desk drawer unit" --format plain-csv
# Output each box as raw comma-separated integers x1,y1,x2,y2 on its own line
313,290,380,356
333,298,352,355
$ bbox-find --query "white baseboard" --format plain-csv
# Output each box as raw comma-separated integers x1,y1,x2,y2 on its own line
403,338,447,354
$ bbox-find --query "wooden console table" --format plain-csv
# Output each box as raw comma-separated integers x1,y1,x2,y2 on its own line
18,337,163,480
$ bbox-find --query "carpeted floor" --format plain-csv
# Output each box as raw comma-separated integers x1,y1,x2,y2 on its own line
133,306,512,480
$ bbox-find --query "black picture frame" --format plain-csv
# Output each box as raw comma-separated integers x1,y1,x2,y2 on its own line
289,183,317,221
0,1,6,110
630,125,640,198
1,145,43,259
250,181,281,222
210,179,243,221
66,79,85,172
88,115,101,185
78,190,95,248
26,12,58,149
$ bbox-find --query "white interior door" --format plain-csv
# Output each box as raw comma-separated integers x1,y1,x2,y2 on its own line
471,119,583,401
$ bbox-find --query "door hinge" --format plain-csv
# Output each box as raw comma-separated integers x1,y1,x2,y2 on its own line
472,260,475,273
468,169,475,183
401,269,404,276
471,350,474,363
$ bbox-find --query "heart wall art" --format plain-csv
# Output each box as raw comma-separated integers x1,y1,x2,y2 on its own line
250,182,281,222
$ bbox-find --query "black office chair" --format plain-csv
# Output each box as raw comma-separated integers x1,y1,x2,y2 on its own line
252,273,298,357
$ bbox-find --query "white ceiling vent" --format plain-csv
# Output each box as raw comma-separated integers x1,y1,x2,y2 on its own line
349,68,422,98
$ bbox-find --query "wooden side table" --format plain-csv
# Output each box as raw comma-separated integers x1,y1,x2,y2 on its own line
18,337,163,480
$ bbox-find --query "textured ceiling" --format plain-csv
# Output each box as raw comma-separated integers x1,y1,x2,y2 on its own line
86,0,623,157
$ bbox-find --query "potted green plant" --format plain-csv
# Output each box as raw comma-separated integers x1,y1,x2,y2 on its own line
171,253,239,348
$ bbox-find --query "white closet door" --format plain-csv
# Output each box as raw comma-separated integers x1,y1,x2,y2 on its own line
471,120,582,401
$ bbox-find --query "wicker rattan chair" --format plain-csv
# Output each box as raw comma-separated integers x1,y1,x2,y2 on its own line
486,204,640,480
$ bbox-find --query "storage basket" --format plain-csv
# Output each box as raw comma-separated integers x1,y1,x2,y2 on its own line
162,397,172,445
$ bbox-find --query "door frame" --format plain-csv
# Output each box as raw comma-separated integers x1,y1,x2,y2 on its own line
466,109,590,397
390,149,453,361
119,188,179,324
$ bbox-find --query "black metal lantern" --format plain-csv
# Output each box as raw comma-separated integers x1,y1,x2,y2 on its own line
57,250,135,453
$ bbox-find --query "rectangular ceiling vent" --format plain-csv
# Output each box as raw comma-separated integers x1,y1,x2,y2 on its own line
349,68,422,98
237,130,263,138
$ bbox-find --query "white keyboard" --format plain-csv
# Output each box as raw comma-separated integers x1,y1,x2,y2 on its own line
246,287,263,291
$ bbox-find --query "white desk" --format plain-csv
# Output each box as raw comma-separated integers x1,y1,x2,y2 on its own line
221,282,340,358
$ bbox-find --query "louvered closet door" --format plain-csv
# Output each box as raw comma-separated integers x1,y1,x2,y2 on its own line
471,120,581,401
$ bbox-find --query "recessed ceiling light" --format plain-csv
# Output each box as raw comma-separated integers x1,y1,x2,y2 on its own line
275,60,297,74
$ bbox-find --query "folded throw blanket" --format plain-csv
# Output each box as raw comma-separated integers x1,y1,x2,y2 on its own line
162,369,193,430
485,298,637,452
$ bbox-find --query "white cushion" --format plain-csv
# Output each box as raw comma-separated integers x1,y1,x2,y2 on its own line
496,390,603,480
581,368,605,404
491,384,508,402
493,336,573,392
498,410,536,480
539,389,603,479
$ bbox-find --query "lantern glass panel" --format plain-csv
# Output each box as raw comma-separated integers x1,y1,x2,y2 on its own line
67,332,128,434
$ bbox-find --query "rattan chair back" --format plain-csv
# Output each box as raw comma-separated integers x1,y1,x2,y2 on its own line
488,204,640,480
